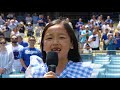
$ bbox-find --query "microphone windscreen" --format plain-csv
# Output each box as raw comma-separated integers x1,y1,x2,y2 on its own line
46,51,58,67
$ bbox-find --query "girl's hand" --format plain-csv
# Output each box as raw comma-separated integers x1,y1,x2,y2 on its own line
44,71,57,78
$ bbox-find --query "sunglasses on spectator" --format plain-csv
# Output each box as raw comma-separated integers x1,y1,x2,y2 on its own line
0,42,6,44
29,40,35,41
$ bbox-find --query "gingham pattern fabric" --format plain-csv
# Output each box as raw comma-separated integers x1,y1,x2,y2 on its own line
26,56,93,78
58,61,93,78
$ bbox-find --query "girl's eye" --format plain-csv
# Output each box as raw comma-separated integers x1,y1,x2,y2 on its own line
60,37,65,39
46,37,52,40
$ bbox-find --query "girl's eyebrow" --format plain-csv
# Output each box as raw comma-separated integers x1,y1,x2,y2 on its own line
45,33,67,36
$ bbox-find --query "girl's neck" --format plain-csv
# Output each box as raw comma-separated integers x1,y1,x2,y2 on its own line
56,58,68,75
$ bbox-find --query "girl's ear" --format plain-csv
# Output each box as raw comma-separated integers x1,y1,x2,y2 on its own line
70,43,73,49
70,46,73,49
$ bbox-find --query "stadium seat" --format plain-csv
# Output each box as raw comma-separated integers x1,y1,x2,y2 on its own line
2,73,25,78
81,54,93,62
104,73,120,78
111,57,120,60
97,72,106,78
93,61,110,65
92,68,106,78
91,63,104,69
105,64,120,69
110,61,120,65
93,55,110,60
93,59,110,62
106,68,120,73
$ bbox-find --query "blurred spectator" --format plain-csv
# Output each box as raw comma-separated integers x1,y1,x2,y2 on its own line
107,22,115,33
25,14,32,25
7,13,14,19
20,36,42,73
79,25,92,49
83,43,92,54
17,34,28,47
45,15,52,24
0,38,14,74
18,22,26,38
2,22,12,42
87,29,100,50
117,21,120,33
26,22,34,37
0,16,5,25
65,17,73,29
32,13,39,29
8,19,18,31
75,18,84,40
75,18,84,32
101,28,109,50
0,32,5,39
10,25,20,36
37,14,46,30
105,33,117,55
101,21,108,34
114,31,120,50
6,35,24,73
105,16,113,24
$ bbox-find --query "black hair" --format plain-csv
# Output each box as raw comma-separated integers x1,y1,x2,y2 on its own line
40,19,81,63
28,35,36,40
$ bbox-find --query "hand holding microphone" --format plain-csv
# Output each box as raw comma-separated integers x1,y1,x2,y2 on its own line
44,51,58,78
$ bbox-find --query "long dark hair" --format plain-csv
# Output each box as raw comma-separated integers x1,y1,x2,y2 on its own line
40,19,81,63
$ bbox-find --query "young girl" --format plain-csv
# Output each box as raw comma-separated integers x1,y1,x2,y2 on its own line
25,19,95,78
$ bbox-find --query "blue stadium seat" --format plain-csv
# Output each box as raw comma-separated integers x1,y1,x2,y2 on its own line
93,55,110,60
93,61,110,65
93,59,110,62
105,73,120,78
2,73,25,78
110,61,120,65
105,64,120,69
81,54,93,62
97,72,106,78
106,68,120,73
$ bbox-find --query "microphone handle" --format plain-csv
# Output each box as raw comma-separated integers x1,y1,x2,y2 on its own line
48,65,56,73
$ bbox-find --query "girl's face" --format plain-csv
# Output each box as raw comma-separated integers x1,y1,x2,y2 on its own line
43,24,73,60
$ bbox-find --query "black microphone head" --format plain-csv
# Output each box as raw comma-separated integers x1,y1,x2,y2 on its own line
46,51,58,67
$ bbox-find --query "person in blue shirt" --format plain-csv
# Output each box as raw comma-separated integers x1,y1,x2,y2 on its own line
114,31,120,50
105,33,117,55
25,19,94,78
32,13,39,29
17,34,28,47
75,18,84,40
79,25,92,49
101,28,109,50
37,14,46,27
105,16,113,24
20,36,42,73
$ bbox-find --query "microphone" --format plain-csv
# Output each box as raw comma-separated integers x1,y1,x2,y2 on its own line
46,51,58,73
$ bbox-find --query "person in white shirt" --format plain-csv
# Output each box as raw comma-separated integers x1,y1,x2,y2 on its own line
117,21,120,33
65,18,73,29
0,38,14,75
87,29,100,50
83,43,92,54
6,35,24,73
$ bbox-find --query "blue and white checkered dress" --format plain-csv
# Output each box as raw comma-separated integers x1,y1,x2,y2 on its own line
57,61,93,78
25,56,93,78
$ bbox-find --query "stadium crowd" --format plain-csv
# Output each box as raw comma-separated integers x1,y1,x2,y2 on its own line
0,12,120,76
